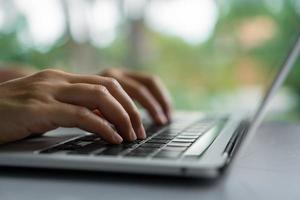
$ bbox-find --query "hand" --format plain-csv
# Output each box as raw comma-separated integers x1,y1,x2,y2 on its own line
101,68,172,125
0,69,146,144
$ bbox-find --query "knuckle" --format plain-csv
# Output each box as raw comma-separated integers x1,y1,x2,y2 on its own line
93,85,109,95
101,69,112,76
75,107,90,120
34,69,62,79
38,69,56,77
102,68,118,76
106,77,120,88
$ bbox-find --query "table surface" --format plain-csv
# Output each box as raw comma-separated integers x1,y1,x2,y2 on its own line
1,121,300,200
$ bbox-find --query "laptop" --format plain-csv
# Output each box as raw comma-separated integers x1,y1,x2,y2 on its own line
0,36,299,178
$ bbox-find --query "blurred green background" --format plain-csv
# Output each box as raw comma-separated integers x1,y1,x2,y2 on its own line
0,0,299,120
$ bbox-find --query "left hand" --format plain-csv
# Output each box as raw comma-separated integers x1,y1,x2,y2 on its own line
100,68,172,125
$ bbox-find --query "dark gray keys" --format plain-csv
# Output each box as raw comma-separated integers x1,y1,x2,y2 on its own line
98,145,128,156
68,143,106,155
140,143,165,148
40,118,219,159
122,143,138,148
42,142,83,153
145,139,170,144
133,147,157,153
57,143,82,150
152,135,175,140
75,141,93,147
79,135,100,141
125,147,156,157
125,152,150,157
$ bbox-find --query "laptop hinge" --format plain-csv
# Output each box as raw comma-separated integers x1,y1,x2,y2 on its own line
223,120,249,159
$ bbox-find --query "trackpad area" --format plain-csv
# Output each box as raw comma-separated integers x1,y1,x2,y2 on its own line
0,128,86,152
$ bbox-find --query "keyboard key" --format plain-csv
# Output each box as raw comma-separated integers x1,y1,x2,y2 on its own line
135,139,144,144
176,135,199,139
98,146,128,156
153,135,176,140
122,143,138,148
140,143,165,148
75,141,93,147
125,151,151,157
146,139,170,144
180,132,203,136
121,140,141,147
131,147,157,153
68,143,106,155
172,138,196,143
153,150,182,159
167,142,192,147
57,143,82,151
91,139,109,145
79,135,100,141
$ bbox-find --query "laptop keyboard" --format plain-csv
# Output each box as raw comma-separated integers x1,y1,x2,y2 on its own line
39,117,224,160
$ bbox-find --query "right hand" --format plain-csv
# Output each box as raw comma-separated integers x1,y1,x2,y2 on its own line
0,69,146,144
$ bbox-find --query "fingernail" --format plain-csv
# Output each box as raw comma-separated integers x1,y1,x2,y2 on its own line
114,133,123,143
130,128,137,141
137,125,146,139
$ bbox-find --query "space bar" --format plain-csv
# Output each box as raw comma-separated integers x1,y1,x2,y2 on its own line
183,126,220,157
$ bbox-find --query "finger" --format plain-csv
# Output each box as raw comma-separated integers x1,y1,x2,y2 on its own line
55,83,137,141
126,72,172,121
50,102,123,144
67,75,146,139
118,77,168,125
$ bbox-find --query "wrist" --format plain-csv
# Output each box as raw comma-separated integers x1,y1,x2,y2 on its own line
0,68,35,83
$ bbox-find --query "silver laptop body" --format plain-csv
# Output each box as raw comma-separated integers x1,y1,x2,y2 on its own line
0,35,299,178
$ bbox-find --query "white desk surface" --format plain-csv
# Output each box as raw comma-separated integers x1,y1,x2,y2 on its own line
1,121,300,200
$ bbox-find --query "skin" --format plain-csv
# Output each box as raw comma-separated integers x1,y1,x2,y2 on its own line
0,68,172,144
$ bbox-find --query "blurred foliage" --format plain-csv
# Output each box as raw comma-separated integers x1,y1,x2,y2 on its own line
0,0,299,113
